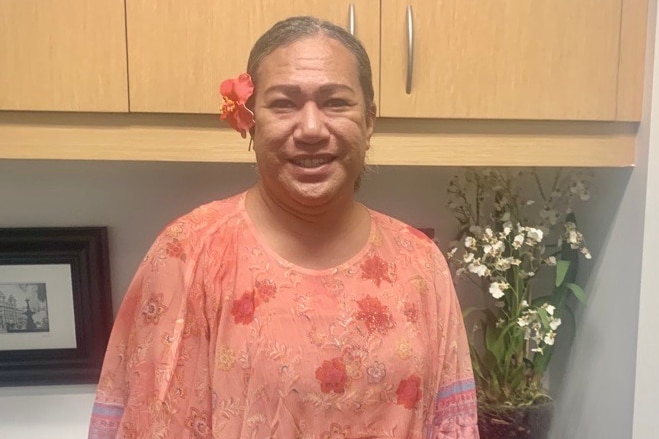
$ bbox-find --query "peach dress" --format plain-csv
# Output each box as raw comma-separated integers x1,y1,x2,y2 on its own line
88,192,479,439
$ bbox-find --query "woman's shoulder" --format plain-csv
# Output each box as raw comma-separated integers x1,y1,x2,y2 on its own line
367,207,437,247
151,191,248,252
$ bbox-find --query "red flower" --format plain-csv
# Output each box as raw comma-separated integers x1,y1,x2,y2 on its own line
315,358,348,394
360,254,396,286
219,73,255,138
355,295,396,335
396,374,422,409
231,291,255,325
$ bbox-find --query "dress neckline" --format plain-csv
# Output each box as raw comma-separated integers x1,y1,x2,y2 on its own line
238,191,376,276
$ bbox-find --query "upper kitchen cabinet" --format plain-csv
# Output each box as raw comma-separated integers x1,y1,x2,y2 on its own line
0,0,129,112
380,0,624,120
126,0,380,113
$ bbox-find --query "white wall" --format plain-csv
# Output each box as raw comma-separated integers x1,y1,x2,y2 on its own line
633,0,659,436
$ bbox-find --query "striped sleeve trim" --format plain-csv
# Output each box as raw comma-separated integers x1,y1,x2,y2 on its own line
88,402,124,439
431,378,478,428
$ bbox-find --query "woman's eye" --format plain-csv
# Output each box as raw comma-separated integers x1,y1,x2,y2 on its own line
270,100,295,109
325,99,349,108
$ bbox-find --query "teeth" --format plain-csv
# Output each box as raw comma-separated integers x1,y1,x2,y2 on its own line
293,157,332,168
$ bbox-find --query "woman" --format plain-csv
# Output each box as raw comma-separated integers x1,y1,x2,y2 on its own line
89,16,479,439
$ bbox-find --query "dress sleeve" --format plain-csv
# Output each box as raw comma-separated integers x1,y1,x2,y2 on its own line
426,250,480,439
88,219,213,439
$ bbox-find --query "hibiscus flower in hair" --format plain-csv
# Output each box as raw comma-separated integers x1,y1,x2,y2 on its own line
219,73,255,138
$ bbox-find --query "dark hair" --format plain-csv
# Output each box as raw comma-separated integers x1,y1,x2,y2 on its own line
246,16,375,109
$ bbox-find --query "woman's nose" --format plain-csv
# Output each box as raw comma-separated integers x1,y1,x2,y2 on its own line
294,101,330,144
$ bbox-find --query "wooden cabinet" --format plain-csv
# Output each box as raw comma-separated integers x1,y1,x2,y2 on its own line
126,0,380,113
0,0,128,112
380,0,623,120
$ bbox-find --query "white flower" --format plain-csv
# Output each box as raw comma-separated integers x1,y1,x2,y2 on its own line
464,236,476,249
502,221,513,236
463,252,475,263
489,281,508,299
531,347,544,354
468,262,489,277
549,317,562,331
525,227,544,243
493,240,506,254
545,256,557,266
520,300,529,308
513,234,524,248
542,303,556,316
483,245,493,255
484,228,494,239
544,332,556,346
518,316,530,327
581,247,592,259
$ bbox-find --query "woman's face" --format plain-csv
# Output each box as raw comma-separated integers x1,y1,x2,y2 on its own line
251,35,375,211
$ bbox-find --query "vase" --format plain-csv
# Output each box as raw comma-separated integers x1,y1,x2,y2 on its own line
477,400,554,439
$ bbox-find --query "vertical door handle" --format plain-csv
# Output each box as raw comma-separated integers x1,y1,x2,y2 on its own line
406,5,414,94
348,4,356,35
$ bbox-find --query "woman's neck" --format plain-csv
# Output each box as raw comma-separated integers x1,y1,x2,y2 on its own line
244,185,371,270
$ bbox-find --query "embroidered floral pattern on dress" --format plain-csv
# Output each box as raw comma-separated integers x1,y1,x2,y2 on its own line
254,279,277,305
216,345,236,371
409,275,429,294
360,254,397,286
185,407,211,438
165,237,186,261
141,293,168,324
315,358,348,394
395,338,413,360
366,361,386,384
404,301,419,323
396,375,422,409
355,295,396,335
321,422,352,439
231,291,255,325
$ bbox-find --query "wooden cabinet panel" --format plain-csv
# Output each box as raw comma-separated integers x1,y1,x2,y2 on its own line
126,0,380,113
380,0,622,120
0,0,128,112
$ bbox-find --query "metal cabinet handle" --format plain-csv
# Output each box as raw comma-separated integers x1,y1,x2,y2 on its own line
348,4,356,35
406,5,414,94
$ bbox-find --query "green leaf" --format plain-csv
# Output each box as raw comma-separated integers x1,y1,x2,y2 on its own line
566,282,587,304
485,326,505,365
555,260,570,287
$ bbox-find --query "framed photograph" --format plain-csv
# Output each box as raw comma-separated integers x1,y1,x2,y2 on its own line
0,227,113,386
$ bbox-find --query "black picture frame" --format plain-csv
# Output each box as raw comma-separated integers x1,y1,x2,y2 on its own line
0,227,113,386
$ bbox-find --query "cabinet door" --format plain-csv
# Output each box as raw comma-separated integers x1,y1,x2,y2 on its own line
0,0,128,112
127,0,380,113
380,0,622,120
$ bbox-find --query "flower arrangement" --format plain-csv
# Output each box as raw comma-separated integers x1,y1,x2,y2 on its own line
446,168,592,409
219,73,255,138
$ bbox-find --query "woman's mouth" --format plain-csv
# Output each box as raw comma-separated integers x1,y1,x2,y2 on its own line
291,157,334,168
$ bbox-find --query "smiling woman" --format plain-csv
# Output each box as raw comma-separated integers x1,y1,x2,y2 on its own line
88,16,479,439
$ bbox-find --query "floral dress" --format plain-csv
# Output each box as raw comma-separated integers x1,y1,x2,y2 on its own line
88,192,479,439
